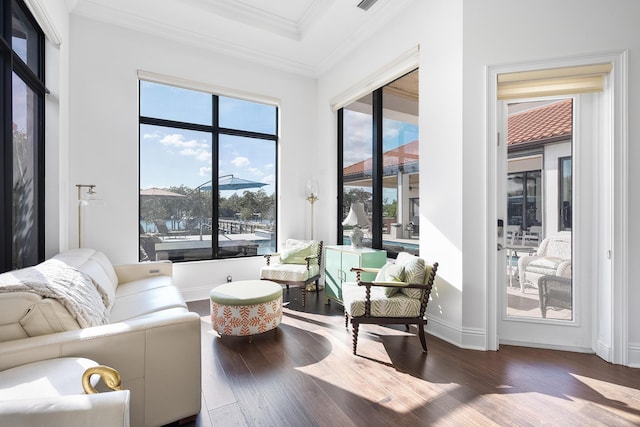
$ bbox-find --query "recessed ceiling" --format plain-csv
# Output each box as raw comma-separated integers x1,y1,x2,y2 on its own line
68,0,416,77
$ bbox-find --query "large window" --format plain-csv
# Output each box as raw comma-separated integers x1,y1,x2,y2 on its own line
139,80,277,262
507,170,542,230
1,0,46,272
559,156,572,231
339,69,419,257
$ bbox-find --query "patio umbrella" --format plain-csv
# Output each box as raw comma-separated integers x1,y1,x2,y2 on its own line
196,175,267,191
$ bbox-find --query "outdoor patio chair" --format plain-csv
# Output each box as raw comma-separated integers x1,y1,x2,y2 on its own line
154,219,187,239
342,252,438,355
518,233,571,293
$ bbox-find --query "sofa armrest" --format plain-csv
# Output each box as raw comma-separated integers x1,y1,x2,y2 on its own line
517,254,542,272
113,261,172,284
0,311,200,427
0,391,131,427
557,260,572,278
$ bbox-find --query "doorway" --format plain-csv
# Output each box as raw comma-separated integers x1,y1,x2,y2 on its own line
487,54,627,360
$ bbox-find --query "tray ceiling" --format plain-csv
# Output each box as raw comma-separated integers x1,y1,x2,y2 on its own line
69,0,415,77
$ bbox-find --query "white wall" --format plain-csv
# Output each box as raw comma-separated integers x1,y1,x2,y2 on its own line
27,0,70,258
40,0,639,364
463,0,639,363
66,16,318,300
318,0,639,363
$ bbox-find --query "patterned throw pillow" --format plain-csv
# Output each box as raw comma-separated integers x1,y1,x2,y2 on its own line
401,257,426,299
374,263,406,297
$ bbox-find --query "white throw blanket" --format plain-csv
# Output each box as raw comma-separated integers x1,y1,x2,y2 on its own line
0,259,110,327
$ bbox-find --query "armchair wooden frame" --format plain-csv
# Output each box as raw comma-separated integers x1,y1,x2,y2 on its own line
262,241,323,306
345,262,438,355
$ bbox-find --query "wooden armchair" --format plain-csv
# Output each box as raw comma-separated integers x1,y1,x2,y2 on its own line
260,239,323,306
343,253,438,355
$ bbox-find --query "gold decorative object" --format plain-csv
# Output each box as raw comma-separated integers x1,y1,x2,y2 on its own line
82,365,123,394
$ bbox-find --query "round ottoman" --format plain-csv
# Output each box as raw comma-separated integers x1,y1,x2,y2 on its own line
210,280,283,337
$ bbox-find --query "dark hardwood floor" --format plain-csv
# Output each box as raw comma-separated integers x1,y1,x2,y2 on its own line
173,288,640,427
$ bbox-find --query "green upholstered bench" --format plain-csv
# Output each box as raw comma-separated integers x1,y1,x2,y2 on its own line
210,280,283,338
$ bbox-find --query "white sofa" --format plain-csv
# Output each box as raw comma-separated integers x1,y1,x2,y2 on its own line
518,234,572,293
0,248,201,427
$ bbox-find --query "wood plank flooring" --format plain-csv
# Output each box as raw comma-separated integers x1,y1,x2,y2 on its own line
171,287,640,427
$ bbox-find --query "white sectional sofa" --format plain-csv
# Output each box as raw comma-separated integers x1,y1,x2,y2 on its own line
0,248,201,427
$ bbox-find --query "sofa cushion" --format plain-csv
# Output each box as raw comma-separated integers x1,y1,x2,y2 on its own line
0,259,110,330
53,249,118,311
109,282,187,323
342,282,422,317
260,263,320,282
527,257,563,276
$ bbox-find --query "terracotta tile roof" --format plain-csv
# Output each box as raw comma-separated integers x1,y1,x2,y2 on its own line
508,99,572,146
344,139,419,176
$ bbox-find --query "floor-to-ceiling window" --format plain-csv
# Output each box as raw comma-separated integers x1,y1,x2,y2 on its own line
1,0,46,272
138,79,277,262
339,69,419,257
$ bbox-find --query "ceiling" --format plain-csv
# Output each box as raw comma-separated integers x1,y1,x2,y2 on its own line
68,0,416,77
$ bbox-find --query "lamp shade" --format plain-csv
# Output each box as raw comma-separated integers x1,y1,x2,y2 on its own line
342,202,368,227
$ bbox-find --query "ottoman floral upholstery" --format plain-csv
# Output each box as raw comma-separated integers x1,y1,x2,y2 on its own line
210,280,283,337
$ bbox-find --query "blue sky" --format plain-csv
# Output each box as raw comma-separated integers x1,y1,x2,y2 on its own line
139,81,276,195
139,81,417,197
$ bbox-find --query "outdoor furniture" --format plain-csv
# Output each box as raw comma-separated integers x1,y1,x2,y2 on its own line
538,275,572,318
260,239,323,306
342,252,438,355
154,219,187,239
518,234,571,293
210,280,283,339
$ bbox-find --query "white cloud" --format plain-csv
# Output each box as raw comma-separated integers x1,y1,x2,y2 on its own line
158,133,211,164
231,156,250,168
262,174,275,185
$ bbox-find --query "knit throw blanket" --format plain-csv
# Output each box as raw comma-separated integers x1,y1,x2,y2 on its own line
0,259,110,328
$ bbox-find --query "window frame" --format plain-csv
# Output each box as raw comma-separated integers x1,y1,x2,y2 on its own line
1,0,46,272
558,156,572,231
138,79,278,262
338,69,419,257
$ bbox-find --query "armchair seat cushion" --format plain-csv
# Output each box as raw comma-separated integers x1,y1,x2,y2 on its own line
526,257,564,275
260,263,320,282
342,282,422,317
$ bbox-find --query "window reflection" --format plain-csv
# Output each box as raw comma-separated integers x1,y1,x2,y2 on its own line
341,69,419,256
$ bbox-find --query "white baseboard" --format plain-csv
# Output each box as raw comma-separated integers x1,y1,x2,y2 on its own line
627,342,640,368
181,285,214,302
426,316,488,351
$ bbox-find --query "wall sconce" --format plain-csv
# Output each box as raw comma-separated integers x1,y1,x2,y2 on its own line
305,180,319,240
342,202,368,248
76,184,104,248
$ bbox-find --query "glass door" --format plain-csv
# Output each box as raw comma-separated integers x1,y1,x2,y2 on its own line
497,94,593,351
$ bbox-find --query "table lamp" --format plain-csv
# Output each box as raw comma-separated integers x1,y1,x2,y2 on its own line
342,202,368,248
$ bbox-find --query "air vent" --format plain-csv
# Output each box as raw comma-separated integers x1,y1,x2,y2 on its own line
357,0,378,11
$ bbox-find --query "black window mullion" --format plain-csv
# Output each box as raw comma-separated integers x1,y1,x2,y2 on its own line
0,54,10,272
140,116,213,133
371,88,383,250
337,108,344,245
1,0,9,272
212,95,219,258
